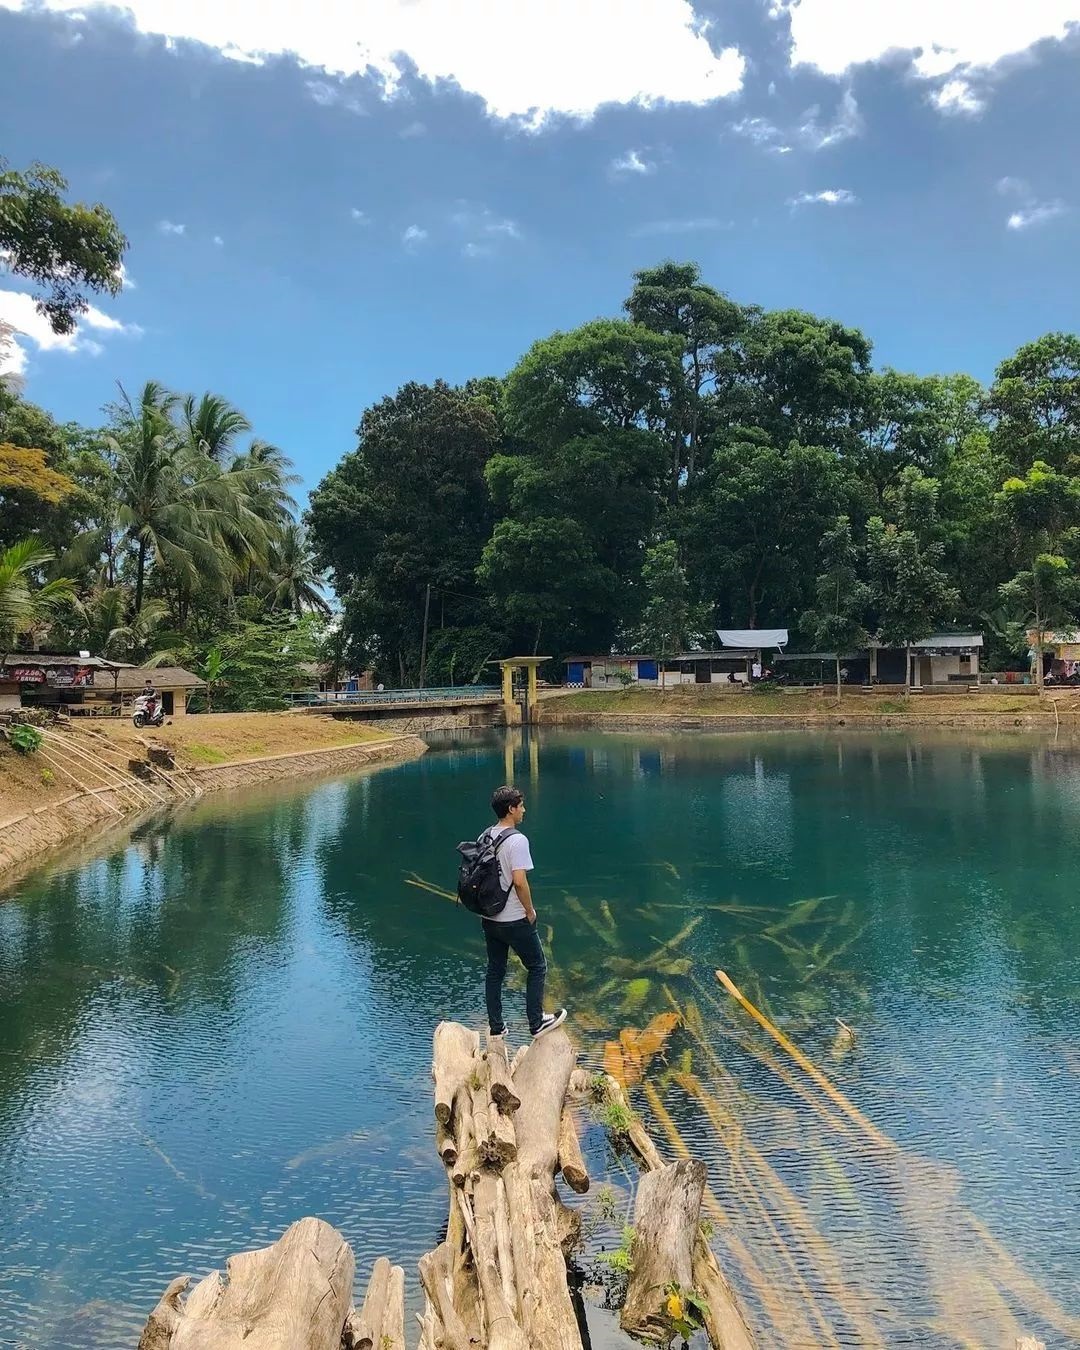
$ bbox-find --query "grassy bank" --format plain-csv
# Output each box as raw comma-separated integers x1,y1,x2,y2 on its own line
0,711,387,822
543,686,1079,718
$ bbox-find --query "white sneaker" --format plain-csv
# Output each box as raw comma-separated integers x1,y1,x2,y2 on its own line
533,1009,567,1038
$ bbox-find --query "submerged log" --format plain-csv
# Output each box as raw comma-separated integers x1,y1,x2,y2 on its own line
138,1217,354,1350
622,1159,706,1341
557,1106,590,1193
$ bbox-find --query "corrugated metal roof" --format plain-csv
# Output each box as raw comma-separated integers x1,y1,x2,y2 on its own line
0,653,121,670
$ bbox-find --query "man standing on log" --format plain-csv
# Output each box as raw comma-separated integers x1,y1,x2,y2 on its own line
481,785,567,1039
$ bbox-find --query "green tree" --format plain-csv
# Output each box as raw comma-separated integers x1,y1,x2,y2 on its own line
633,540,708,692
503,319,682,450
989,333,1080,471
860,370,985,498
995,460,1080,691
684,437,853,628
624,261,747,491
805,516,870,700
0,157,126,334
191,616,324,711
307,381,501,683
263,523,330,616
865,470,958,690
0,539,74,647
736,309,872,454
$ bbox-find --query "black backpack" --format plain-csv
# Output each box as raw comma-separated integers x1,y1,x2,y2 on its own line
456,827,518,917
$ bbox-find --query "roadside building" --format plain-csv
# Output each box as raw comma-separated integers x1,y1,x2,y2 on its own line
565,631,789,688
869,633,982,687
105,666,205,716
658,630,790,685
796,633,983,687
564,655,659,688
1026,630,1080,683
0,655,205,716
0,653,123,712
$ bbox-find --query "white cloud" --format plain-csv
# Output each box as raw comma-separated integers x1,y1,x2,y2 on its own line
115,260,136,290
731,115,783,146
213,235,225,247
451,203,522,256
611,149,655,176
1007,200,1067,230
0,319,27,382
797,88,862,149
0,288,141,375
158,219,186,235
996,175,1069,229
996,176,1029,196
350,208,372,224
399,120,427,138
2,0,745,126
788,188,858,207
929,78,985,116
732,88,861,152
402,224,429,249
779,1,1079,113
306,78,365,113
630,217,730,236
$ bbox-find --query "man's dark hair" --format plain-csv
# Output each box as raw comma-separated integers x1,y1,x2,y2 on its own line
491,785,524,818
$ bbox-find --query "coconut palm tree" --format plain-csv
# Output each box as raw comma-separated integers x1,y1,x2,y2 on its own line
0,538,74,647
111,382,232,612
182,392,252,462
264,523,331,616
62,584,180,663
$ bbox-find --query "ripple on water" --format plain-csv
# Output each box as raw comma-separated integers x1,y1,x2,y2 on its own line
1,731,1078,1348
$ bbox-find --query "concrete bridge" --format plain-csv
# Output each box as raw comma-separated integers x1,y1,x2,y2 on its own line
288,685,504,718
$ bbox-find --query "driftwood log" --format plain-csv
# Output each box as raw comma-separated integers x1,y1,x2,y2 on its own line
424,1021,584,1350
140,1023,755,1350
342,1256,406,1350
138,1217,355,1350
557,1107,590,1194
622,1159,706,1340
589,1072,756,1350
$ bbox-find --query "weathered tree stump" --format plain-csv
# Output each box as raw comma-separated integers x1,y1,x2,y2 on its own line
622,1159,706,1341
138,1217,354,1350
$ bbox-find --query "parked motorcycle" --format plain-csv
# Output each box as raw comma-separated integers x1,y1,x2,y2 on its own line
132,695,165,729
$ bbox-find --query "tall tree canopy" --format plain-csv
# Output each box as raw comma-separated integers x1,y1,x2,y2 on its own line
0,157,127,334
307,380,501,683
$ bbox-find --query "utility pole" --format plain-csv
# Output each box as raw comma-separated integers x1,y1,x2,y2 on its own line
418,583,431,694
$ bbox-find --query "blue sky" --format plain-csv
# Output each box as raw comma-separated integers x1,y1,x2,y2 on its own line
2,0,1079,498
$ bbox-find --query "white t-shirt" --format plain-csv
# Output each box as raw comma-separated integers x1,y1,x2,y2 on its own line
482,825,534,923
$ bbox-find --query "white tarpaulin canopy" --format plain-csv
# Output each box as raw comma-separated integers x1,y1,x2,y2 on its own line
716,629,788,649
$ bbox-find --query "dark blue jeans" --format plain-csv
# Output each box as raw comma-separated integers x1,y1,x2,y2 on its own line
482,918,546,1035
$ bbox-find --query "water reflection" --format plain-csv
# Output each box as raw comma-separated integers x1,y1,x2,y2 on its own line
0,729,1078,1346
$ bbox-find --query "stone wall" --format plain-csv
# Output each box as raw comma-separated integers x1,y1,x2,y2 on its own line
540,709,1076,732
189,734,426,791
0,735,427,886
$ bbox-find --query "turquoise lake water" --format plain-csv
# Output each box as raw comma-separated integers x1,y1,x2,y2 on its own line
1,728,1078,1347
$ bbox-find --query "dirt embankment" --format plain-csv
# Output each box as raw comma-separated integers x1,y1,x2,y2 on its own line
0,712,425,884
541,685,1080,727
